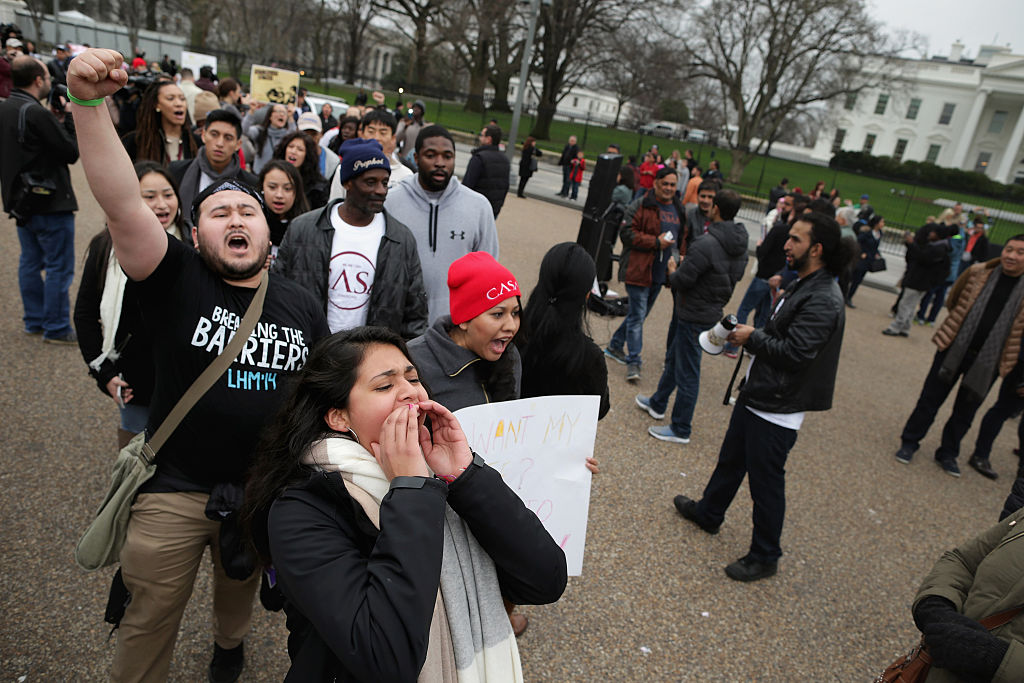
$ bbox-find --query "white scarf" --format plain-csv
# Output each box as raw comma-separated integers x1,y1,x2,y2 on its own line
302,437,522,683
89,228,181,373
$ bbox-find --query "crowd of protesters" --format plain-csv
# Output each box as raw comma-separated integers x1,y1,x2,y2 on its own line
4,34,1024,682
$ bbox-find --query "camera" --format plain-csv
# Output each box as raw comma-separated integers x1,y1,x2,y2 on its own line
49,83,68,109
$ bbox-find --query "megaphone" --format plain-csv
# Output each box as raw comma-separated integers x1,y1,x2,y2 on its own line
699,314,738,355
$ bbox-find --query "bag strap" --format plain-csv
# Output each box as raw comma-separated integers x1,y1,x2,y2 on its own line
980,604,1024,630
141,270,269,463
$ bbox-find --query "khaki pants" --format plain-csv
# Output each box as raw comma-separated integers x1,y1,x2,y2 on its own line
111,492,259,682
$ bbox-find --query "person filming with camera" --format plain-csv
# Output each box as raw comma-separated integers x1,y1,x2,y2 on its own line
0,55,79,344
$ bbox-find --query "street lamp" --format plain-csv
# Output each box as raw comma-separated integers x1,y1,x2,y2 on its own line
506,0,542,177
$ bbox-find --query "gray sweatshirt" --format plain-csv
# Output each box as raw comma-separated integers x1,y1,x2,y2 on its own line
385,175,499,323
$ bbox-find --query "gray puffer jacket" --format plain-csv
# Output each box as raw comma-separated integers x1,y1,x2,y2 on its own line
273,200,428,339
669,220,749,326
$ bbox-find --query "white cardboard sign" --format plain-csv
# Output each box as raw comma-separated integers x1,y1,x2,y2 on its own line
453,395,598,576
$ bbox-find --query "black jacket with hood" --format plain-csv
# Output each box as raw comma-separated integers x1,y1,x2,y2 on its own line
669,220,749,327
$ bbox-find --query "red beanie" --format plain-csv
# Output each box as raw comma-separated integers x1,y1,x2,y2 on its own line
448,252,521,324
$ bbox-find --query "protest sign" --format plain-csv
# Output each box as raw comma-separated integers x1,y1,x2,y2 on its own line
249,64,300,105
180,50,217,77
453,395,598,576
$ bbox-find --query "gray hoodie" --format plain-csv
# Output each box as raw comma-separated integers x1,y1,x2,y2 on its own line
385,175,499,323
669,220,750,326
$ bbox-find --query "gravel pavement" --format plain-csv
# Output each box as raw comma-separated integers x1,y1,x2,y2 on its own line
1,159,1018,682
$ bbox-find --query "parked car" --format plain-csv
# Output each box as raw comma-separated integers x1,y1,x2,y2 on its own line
639,121,679,138
305,94,350,119
686,128,709,143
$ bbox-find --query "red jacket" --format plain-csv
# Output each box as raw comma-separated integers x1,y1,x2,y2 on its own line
569,157,585,183
637,161,659,189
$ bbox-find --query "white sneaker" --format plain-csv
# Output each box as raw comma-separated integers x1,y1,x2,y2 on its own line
648,425,690,444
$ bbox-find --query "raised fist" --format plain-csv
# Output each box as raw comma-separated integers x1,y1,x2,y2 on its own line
67,48,128,102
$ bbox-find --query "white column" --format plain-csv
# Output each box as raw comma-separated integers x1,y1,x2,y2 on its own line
995,104,1024,183
951,89,989,169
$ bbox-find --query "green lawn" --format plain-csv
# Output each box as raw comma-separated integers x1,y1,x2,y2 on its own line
300,79,1024,242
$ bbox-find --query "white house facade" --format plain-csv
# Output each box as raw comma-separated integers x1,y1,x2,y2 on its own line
810,42,1024,185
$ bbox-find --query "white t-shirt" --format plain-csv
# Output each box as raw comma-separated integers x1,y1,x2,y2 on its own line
326,209,386,333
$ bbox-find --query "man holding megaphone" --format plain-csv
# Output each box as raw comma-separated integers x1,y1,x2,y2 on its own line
672,211,852,583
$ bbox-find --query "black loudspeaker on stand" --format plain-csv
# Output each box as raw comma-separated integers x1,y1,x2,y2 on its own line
575,153,623,283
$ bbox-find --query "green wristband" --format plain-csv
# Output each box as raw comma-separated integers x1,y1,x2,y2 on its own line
67,92,105,107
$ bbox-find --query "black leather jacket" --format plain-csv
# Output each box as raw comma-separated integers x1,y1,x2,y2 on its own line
740,268,845,414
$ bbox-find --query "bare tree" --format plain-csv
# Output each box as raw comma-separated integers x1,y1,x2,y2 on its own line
338,0,376,84
487,9,528,112
373,0,446,88
527,0,626,140
673,0,912,181
598,30,678,128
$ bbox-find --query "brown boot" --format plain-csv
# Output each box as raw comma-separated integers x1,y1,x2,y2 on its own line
503,598,528,637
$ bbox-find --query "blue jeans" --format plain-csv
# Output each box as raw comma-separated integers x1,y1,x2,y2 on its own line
696,405,798,563
17,212,75,337
649,318,703,438
120,402,150,434
725,277,772,353
569,180,580,199
609,283,661,366
917,284,948,323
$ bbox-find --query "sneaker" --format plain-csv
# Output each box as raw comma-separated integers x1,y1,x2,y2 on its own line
894,446,915,464
626,364,641,382
936,457,961,478
648,425,689,444
672,495,719,534
724,555,778,582
603,346,627,365
845,298,856,308
42,331,78,345
882,329,909,338
913,318,926,326
723,350,738,359
23,328,43,336
209,642,244,683
635,394,665,419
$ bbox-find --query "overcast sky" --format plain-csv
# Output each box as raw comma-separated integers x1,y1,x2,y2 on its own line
871,0,1024,59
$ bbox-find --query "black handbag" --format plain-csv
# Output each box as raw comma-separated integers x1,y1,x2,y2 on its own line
867,256,887,272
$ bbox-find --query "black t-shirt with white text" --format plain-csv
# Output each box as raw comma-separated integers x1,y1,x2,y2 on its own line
137,234,329,490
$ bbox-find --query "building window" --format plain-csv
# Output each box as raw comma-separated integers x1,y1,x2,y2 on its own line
893,139,908,162
939,103,956,125
843,92,857,110
974,151,992,173
863,133,877,154
926,144,941,163
572,97,578,108
989,111,1009,135
831,128,847,153
906,98,921,120
874,94,889,115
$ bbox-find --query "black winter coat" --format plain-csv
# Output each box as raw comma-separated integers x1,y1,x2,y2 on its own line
272,200,428,339
462,144,511,217
741,268,845,414
0,90,79,217
267,453,568,682
669,220,749,327
755,220,791,279
903,238,951,291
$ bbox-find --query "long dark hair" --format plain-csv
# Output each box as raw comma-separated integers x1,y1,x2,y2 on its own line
133,80,197,165
85,161,185,280
273,131,325,196
258,159,310,220
518,243,596,386
255,103,287,152
618,166,636,192
243,327,412,560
